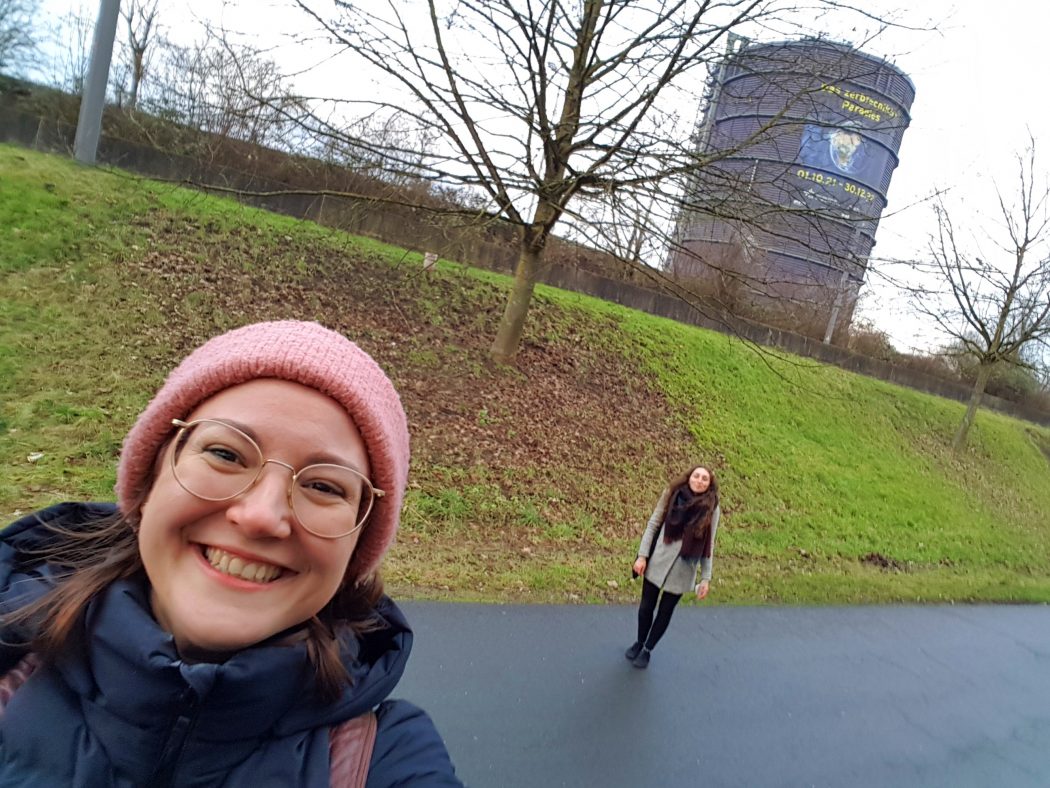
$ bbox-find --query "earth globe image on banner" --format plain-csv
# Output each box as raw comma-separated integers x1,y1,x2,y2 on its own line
798,123,869,176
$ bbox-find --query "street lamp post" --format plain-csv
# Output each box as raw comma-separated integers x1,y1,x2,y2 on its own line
73,0,120,165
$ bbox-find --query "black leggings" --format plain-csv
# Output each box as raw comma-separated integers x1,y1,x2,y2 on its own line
637,578,683,650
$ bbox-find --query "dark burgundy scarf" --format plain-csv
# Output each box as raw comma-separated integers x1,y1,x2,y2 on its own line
663,486,716,560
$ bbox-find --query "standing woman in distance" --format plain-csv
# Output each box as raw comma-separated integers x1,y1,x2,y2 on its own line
626,465,721,669
0,320,461,786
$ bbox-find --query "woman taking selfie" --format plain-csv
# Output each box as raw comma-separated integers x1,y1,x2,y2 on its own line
0,321,461,786
626,465,721,669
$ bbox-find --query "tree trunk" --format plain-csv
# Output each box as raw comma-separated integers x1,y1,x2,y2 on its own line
952,362,994,452
490,243,543,362
129,51,143,110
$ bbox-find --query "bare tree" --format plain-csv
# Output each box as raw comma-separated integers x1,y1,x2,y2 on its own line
321,112,438,189
1029,342,1050,394
121,0,158,110
916,141,1050,451
44,3,93,94
290,0,912,362
143,30,307,150
0,0,39,73
569,185,661,269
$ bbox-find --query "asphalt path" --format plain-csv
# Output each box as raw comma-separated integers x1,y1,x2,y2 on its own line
394,600,1050,788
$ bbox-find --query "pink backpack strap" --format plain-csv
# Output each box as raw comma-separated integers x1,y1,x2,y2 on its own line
329,710,378,788
0,654,41,717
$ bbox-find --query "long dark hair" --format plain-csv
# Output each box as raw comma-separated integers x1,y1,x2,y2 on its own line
663,465,719,544
7,483,384,701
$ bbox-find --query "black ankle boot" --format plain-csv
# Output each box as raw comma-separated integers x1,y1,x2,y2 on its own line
632,648,651,669
625,642,643,661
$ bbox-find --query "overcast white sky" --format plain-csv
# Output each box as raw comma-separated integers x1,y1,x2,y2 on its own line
35,1,1050,354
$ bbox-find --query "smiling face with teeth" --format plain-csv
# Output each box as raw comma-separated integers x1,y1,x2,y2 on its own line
137,379,371,658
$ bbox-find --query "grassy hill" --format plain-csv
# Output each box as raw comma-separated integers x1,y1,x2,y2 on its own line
2,144,1048,605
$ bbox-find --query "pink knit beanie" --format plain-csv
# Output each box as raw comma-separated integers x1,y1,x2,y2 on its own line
116,321,410,578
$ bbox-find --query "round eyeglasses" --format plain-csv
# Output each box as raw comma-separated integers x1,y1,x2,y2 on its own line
169,418,384,539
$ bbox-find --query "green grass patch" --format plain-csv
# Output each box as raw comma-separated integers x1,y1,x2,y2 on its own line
3,143,1049,605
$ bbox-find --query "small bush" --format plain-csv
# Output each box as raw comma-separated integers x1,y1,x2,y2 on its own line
847,322,897,361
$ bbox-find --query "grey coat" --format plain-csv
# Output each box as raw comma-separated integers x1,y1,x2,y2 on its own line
637,488,720,595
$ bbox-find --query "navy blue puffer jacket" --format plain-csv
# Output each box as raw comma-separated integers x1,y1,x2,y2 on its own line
0,503,461,787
